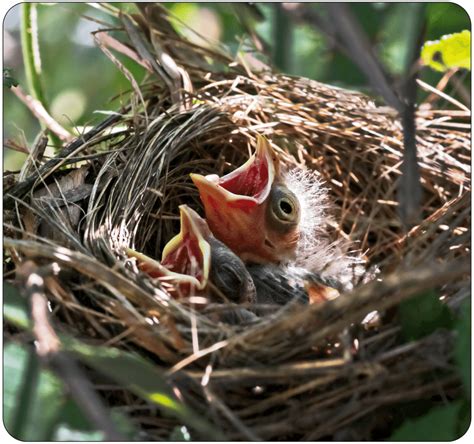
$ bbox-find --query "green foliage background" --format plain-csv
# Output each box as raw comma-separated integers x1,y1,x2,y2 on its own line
3,2,470,170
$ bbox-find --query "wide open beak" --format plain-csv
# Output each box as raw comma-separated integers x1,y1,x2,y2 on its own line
127,205,211,294
190,136,278,263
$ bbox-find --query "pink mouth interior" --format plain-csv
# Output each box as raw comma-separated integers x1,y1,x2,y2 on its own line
162,233,204,283
219,156,269,201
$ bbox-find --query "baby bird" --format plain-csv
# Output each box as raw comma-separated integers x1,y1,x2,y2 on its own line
191,136,365,301
127,205,256,304
191,136,301,264
131,137,364,312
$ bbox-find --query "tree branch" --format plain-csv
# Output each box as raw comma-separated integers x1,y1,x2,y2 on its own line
11,85,73,143
282,3,425,227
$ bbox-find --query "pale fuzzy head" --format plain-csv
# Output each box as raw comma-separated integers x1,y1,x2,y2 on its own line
284,167,329,255
284,167,367,290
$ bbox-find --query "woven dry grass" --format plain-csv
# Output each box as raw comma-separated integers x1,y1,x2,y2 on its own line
4,5,470,440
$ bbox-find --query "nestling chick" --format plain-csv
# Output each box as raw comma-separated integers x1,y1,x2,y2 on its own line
127,205,256,304
192,135,366,292
191,136,301,264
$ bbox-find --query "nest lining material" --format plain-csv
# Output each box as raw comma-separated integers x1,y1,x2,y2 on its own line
4,5,470,441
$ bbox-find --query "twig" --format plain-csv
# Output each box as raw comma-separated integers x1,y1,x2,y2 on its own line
238,373,343,418
3,113,122,209
18,133,48,182
184,357,349,381
325,3,423,227
93,31,148,122
424,69,456,104
447,70,471,107
203,384,262,441
11,85,73,143
4,139,30,154
4,239,162,310
121,14,189,109
93,30,153,73
398,76,422,226
228,259,470,354
397,4,426,227
324,4,404,112
16,261,126,441
417,78,470,111
168,339,229,374
283,3,426,227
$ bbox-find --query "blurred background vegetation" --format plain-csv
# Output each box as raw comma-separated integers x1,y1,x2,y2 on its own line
3,2,470,171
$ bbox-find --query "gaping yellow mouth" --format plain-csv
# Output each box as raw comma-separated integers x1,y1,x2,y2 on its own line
189,135,294,263
127,205,211,291
190,135,276,209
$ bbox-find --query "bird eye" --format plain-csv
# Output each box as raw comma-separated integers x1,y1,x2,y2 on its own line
279,198,294,216
267,184,300,230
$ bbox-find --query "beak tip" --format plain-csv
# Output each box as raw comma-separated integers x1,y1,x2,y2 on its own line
178,205,199,228
190,173,208,190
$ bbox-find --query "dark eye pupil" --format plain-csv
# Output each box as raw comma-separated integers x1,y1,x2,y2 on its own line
279,200,293,214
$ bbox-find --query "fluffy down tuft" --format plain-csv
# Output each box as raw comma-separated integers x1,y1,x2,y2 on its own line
284,167,368,290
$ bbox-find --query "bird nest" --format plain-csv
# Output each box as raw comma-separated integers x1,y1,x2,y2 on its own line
4,5,470,441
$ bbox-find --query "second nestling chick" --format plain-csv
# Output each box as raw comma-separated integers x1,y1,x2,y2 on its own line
127,205,256,307
247,263,341,307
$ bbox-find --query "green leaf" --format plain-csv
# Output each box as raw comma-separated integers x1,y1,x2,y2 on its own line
3,68,19,88
421,30,470,72
3,343,66,441
4,343,32,434
28,369,67,440
52,399,138,441
399,290,454,341
4,341,139,441
390,401,463,441
3,282,31,329
454,301,471,396
65,338,225,440
3,295,222,440
55,398,96,431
